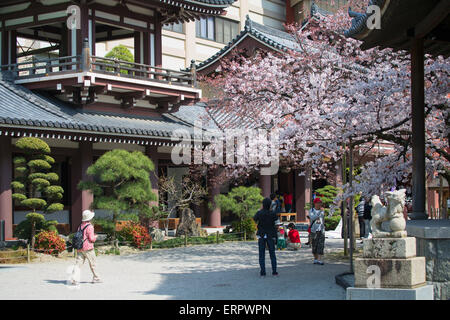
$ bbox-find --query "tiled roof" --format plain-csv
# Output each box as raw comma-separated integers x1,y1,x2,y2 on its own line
181,0,236,6
0,72,203,140
195,15,301,72
171,101,259,131
194,2,333,73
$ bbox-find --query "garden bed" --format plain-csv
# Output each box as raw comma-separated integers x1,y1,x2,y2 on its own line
0,247,34,264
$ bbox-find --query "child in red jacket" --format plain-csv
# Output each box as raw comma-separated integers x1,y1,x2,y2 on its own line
287,223,301,250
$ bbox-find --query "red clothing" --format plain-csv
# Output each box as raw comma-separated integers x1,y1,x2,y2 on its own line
284,193,293,205
79,221,97,251
288,229,301,243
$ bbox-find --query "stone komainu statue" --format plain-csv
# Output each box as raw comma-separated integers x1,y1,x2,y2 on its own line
370,189,407,238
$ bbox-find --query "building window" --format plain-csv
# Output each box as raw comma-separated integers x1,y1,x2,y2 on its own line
196,17,239,44
163,22,184,34
196,17,215,40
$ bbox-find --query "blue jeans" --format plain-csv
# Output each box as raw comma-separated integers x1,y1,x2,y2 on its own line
258,236,277,275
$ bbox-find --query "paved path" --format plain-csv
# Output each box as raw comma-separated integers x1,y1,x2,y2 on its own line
0,239,352,300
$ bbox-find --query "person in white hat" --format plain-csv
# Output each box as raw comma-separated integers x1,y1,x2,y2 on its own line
72,210,101,284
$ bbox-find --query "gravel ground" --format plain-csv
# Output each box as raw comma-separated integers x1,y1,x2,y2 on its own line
0,238,355,300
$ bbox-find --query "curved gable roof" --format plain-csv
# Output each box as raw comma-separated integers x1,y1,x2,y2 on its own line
196,15,301,74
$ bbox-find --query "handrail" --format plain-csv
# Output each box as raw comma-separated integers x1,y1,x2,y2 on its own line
0,54,197,87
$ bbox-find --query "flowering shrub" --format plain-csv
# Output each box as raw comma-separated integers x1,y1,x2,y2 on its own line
35,231,66,255
118,221,151,249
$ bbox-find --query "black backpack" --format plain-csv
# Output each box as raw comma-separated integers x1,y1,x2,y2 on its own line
72,224,90,250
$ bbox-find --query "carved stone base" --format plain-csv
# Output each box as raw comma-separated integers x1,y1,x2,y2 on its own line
354,256,426,289
363,237,417,259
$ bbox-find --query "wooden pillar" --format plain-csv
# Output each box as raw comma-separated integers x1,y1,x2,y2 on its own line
154,14,162,68
1,30,16,65
259,172,271,198
207,168,221,227
286,0,295,24
70,142,93,231
143,31,151,66
60,25,69,58
0,136,13,240
410,38,427,220
0,30,3,66
10,30,16,65
294,168,311,222
77,2,89,56
134,32,141,64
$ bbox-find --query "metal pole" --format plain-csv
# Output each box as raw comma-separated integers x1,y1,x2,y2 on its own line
27,244,30,263
349,140,354,273
342,144,348,257
410,38,427,220
439,175,444,219
216,231,219,244
244,230,247,242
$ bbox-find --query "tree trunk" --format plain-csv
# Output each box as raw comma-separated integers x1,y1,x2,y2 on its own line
30,221,36,248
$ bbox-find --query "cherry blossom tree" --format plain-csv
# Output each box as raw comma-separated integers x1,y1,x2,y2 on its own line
202,0,449,199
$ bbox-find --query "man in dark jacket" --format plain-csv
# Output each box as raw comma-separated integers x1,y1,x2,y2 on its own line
356,198,365,240
253,198,278,277
363,197,372,238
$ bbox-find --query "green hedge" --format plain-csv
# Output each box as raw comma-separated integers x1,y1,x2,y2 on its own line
325,216,341,231
151,232,249,249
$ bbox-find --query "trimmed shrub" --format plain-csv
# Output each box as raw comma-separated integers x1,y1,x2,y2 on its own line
15,137,50,154
118,221,151,249
35,230,66,255
28,159,51,170
46,203,64,212
14,213,59,242
12,137,64,248
324,215,341,231
231,217,257,239
21,198,47,210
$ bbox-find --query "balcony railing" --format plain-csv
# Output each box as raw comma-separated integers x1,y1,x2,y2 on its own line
1,52,197,88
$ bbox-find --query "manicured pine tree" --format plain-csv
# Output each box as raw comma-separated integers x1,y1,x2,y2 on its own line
78,149,157,242
105,45,134,74
214,186,263,231
11,137,64,247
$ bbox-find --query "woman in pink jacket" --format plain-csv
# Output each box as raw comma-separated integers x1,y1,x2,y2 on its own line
72,210,101,284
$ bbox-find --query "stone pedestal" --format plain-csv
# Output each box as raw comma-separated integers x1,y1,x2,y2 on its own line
406,219,450,300
347,236,433,300
347,285,434,300
354,256,426,288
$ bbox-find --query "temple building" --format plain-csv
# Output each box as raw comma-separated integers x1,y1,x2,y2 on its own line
1,1,444,241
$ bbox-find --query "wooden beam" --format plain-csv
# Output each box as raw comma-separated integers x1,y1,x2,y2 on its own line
410,37,428,220
414,0,450,39
17,45,60,58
